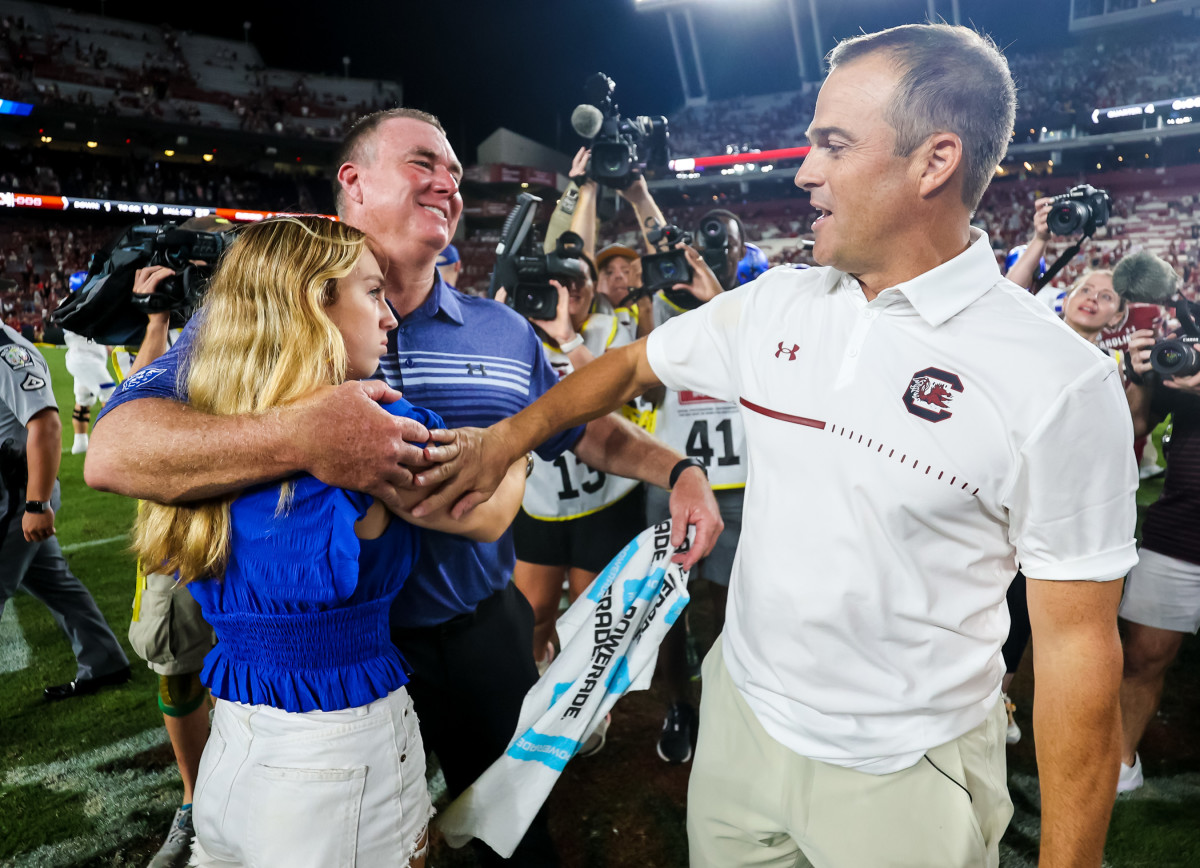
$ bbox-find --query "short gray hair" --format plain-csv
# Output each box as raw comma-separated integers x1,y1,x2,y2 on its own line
827,23,1016,210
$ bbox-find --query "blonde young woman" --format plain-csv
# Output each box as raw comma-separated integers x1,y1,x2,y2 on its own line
1061,269,1125,344
133,216,526,868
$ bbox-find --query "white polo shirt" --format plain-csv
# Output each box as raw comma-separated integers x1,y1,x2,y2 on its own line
645,230,1138,774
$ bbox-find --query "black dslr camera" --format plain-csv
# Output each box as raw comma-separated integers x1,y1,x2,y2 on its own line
490,193,589,320
1047,184,1112,237
582,73,669,189
1150,298,1200,378
640,222,693,295
53,223,234,345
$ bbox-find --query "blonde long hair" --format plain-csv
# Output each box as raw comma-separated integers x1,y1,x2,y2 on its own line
132,216,370,583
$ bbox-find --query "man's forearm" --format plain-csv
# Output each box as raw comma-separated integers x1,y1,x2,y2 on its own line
570,183,599,262
85,398,300,503
573,411,679,490
25,410,62,502
1030,581,1124,867
492,339,660,467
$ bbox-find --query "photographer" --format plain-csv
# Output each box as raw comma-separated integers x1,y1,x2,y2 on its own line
643,209,745,764
567,146,666,338
1116,326,1200,794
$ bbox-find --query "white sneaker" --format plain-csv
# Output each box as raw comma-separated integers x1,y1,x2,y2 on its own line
1001,692,1021,745
70,436,88,455
1117,754,1144,794
535,641,556,677
578,713,611,758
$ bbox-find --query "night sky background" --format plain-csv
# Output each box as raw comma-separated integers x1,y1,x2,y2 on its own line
47,0,1063,158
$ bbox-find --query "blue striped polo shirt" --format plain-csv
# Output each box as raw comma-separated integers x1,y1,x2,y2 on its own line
379,273,583,627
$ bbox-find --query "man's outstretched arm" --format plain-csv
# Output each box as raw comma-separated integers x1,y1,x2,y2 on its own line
416,338,659,511
411,337,723,567
416,338,722,565
1026,575,1124,868
86,380,439,509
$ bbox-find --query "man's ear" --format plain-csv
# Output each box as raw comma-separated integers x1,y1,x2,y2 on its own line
337,162,365,207
916,131,964,200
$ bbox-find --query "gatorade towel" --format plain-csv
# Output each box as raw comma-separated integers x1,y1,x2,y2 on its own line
439,519,693,857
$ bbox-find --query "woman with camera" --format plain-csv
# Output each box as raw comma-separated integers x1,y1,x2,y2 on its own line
133,216,528,868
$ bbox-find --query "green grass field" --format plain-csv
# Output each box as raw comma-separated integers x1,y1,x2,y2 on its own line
1,346,1197,867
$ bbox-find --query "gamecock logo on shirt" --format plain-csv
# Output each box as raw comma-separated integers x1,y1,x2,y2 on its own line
902,367,964,423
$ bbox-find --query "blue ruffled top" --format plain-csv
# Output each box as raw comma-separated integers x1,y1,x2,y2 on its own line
188,398,444,713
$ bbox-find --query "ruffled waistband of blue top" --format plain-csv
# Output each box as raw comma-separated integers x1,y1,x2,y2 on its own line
200,597,409,713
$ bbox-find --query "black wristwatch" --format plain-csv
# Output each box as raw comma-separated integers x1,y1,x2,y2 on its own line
669,457,707,488
24,500,49,514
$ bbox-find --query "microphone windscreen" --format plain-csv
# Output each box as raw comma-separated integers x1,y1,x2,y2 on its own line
571,104,604,139
1112,250,1179,304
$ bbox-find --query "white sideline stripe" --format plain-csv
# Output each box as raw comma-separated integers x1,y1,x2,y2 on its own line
0,603,32,674
60,535,126,553
7,728,176,868
4,728,170,787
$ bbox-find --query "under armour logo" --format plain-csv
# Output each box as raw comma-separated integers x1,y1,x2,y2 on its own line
466,362,487,376
775,342,799,361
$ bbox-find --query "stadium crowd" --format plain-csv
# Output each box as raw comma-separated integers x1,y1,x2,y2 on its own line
667,21,1200,155
0,3,401,142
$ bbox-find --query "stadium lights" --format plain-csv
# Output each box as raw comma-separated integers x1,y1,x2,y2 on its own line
39,135,51,143
163,149,175,157
86,141,98,148
203,154,214,162
670,146,811,171
0,190,336,222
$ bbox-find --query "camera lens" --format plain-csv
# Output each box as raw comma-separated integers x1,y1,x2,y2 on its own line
1150,339,1200,378
1047,201,1089,236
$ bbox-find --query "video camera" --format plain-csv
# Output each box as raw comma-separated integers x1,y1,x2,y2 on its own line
1047,184,1112,237
578,73,669,189
490,193,589,320
52,223,234,345
640,222,693,296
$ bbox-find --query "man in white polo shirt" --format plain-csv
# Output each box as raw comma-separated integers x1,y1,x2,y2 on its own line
421,22,1138,868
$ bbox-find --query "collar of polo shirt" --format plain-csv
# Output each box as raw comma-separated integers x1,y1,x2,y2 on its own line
833,229,1000,328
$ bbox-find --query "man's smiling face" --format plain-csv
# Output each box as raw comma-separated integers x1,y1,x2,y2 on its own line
340,117,464,266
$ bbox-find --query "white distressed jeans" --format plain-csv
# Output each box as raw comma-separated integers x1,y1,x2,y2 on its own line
189,686,432,867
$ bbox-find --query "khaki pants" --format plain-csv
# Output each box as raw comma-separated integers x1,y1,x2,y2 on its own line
687,638,1013,868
